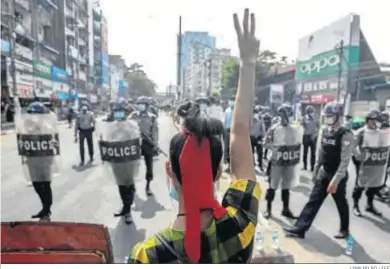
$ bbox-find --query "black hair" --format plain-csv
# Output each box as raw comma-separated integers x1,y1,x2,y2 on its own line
171,101,225,184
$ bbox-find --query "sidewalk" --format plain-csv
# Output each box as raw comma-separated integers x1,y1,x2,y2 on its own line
218,171,333,263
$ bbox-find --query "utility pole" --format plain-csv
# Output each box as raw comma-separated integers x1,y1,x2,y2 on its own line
207,58,212,96
176,16,182,99
336,39,344,102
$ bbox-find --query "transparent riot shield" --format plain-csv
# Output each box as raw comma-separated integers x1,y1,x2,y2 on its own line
15,112,61,183
98,119,142,186
270,125,303,189
358,128,390,188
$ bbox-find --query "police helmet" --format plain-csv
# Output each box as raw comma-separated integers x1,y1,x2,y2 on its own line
136,96,149,105
379,111,389,124
195,97,210,106
112,102,127,120
254,105,262,113
365,109,380,121
208,95,219,105
263,112,272,120
26,102,49,114
277,104,293,118
322,102,343,117
305,105,315,114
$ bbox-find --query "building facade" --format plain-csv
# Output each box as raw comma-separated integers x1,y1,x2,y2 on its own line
180,31,216,97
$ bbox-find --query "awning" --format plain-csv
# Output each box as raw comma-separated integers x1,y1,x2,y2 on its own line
40,43,60,55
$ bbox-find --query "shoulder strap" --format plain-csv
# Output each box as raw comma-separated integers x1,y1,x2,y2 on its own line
155,234,187,263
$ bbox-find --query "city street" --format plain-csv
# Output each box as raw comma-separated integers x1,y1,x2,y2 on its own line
1,114,390,263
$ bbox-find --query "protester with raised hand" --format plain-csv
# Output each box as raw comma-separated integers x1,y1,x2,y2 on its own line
129,9,260,264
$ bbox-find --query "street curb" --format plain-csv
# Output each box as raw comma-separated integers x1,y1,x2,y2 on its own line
217,172,332,264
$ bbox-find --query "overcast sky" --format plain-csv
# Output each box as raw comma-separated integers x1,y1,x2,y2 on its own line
100,0,389,92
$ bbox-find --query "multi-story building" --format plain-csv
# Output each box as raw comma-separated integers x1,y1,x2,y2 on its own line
92,2,109,101
109,54,127,100
185,48,230,97
180,31,216,97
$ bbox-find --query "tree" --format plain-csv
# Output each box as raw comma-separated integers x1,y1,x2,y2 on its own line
125,62,156,97
222,58,240,91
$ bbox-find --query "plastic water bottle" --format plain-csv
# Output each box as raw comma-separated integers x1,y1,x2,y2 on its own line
255,230,263,251
345,236,354,256
272,231,280,249
123,256,129,264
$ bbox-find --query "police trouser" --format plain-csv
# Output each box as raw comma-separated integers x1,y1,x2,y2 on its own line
142,142,154,182
352,157,381,207
117,185,135,213
79,129,94,163
265,164,292,211
295,170,349,233
32,182,53,214
250,135,263,168
224,129,230,164
302,134,316,169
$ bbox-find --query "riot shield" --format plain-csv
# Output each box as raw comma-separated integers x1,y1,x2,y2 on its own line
15,112,60,182
358,128,390,188
99,119,142,186
270,125,303,189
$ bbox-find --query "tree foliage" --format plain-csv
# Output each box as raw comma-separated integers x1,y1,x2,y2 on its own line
221,50,290,97
125,63,156,97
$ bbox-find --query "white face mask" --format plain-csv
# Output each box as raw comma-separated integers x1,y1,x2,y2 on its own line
199,103,208,112
137,104,146,111
323,116,334,125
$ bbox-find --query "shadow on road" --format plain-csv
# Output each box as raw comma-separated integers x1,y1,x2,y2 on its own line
71,163,98,172
272,217,379,263
132,195,165,219
364,214,390,234
110,220,146,263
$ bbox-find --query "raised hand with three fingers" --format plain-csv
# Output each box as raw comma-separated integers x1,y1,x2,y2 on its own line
233,8,260,64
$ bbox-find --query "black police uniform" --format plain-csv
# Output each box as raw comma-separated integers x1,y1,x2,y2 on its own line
284,125,351,239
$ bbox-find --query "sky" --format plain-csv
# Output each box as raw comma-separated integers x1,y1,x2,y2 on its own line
100,0,389,92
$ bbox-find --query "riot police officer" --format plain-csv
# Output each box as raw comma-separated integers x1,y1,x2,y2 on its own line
130,96,158,195
74,103,96,166
262,112,272,160
16,101,60,221
264,104,302,219
284,102,353,239
379,111,390,201
251,105,266,171
99,104,141,224
208,95,224,122
195,97,210,116
302,105,320,171
352,110,390,216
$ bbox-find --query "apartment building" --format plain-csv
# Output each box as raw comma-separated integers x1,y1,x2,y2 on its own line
185,48,231,97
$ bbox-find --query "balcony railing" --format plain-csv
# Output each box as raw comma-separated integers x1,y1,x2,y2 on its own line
65,26,75,37
68,45,78,59
15,0,30,10
78,37,86,47
79,71,86,81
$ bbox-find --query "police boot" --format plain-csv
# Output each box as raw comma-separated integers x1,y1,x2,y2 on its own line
145,181,153,196
31,182,48,220
114,186,129,217
264,189,275,219
352,188,363,217
366,192,382,217
123,185,135,225
281,189,297,219
39,182,52,222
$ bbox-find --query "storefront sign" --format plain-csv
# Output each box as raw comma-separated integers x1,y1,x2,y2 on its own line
301,94,336,104
52,66,68,83
15,44,33,61
299,54,340,75
89,94,98,104
33,60,52,80
269,84,284,104
1,39,10,56
296,78,345,94
34,78,53,97
6,58,34,98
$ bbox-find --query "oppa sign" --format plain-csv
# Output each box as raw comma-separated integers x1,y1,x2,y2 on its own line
299,54,341,75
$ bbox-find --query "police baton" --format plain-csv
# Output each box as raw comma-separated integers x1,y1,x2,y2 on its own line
140,131,168,157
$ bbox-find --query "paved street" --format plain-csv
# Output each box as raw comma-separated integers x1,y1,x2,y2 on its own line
1,114,389,263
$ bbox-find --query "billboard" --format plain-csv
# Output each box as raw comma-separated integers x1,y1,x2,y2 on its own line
100,17,109,88
295,14,361,104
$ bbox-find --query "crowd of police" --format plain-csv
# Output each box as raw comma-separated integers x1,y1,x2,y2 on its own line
13,94,390,235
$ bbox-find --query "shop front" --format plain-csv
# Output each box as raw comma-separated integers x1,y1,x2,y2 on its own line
33,60,54,101
52,66,70,103
6,58,34,99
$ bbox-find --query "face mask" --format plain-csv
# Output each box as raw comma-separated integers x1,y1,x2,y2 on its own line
200,103,208,111
168,181,179,201
81,107,87,113
374,120,382,129
323,116,334,125
113,111,125,120
309,112,315,118
137,104,146,111
228,101,234,108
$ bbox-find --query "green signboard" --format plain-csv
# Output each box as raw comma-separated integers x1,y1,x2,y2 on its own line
33,60,52,80
296,45,360,80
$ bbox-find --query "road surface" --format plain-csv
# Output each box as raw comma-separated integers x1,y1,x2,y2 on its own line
1,113,389,263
